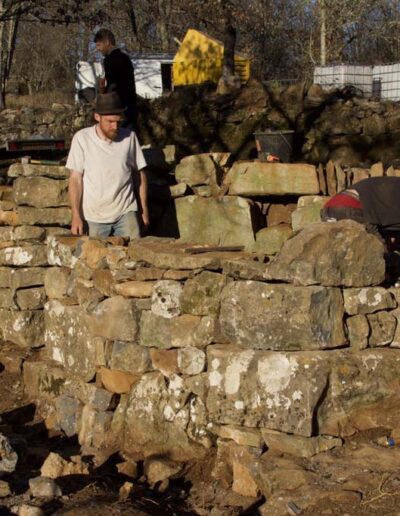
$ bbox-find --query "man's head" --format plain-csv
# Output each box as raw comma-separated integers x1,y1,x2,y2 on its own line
94,92,126,140
94,28,116,56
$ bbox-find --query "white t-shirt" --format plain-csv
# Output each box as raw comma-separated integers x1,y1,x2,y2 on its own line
66,126,146,223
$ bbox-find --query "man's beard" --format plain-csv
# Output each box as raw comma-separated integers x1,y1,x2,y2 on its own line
102,127,118,141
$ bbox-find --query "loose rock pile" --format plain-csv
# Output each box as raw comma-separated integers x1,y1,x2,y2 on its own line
1,159,400,512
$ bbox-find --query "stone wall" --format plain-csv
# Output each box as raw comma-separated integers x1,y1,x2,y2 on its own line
1,160,400,503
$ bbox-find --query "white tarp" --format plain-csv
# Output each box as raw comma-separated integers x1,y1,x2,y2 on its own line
75,61,103,91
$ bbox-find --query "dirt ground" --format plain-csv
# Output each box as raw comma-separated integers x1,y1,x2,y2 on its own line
0,349,400,516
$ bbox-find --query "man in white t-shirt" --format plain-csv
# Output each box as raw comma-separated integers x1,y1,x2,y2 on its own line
67,92,148,238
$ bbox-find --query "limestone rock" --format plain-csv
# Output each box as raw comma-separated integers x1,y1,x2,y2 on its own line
44,300,97,381
0,480,11,497
220,281,345,350
13,177,69,208
13,226,46,241
175,153,229,186
151,280,182,318
47,236,81,268
175,196,257,250
92,269,114,296
212,425,263,447
123,372,207,461
110,341,151,373
226,162,319,196
78,405,113,449
140,312,214,349
44,267,71,299
267,203,296,226
232,461,259,497
18,504,44,516
116,460,138,479
23,361,66,402
29,476,62,498
177,347,206,375
261,430,342,457
0,245,47,267
55,395,83,436
18,207,71,226
85,296,139,341
291,195,328,231
8,163,68,179
180,271,227,316
317,349,400,436
0,288,16,309
0,310,44,347
253,225,292,255
343,287,396,315
16,287,46,310
0,433,17,474
40,452,89,478
267,221,385,287
206,345,330,436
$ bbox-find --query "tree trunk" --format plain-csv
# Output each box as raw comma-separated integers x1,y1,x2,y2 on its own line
222,21,236,78
320,0,326,66
157,0,171,52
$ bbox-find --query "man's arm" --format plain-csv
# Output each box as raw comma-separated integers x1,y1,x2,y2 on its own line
134,168,149,230
69,171,84,235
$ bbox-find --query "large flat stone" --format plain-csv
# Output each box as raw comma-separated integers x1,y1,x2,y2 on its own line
13,177,69,208
266,220,385,287
0,309,44,347
85,296,139,341
206,345,330,436
226,162,319,196
8,163,68,179
343,287,396,315
175,196,257,250
291,196,328,231
180,271,227,316
175,153,229,186
253,225,293,255
18,207,71,226
0,245,48,266
220,281,345,350
44,300,97,381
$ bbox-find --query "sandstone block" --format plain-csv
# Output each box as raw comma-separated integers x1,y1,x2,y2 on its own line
0,227,13,241
114,280,155,298
346,314,369,350
47,236,82,268
267,203,296,226
232,461,259,497
29,476,61,498
44,267,71,299
291,195,328,231
151,280,182,318
85,296,139,341
8,163,68,179
18,207,71,226
253,225,292,255
140,311,214,349
220,281,345,350
207,345,331,436
41,452,89,479
0,245,47,267
1,309,44,347
13,226,46,241
180,271,226,316
175,196,257,250
78,405,113,448
144,457,182,484
150,349,178,376
99,367,139,394
16,287,46,310
267,220,385,287
367,311,396,347
0,288,16,308
343,287,396,315
110,341,151,373
13,177,69,208
92,269,114,296
226,162,319,196
0,210,18,226
261,430,342,457
212,425,263,447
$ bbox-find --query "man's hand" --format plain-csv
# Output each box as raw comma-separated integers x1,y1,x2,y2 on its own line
71,214,84,235
141,211,150,231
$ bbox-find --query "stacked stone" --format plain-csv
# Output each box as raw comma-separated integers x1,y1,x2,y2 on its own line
19,223,400,505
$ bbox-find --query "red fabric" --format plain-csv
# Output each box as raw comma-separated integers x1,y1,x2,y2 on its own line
325,193,363,209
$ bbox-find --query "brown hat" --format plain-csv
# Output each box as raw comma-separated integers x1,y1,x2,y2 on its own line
94,92,126,115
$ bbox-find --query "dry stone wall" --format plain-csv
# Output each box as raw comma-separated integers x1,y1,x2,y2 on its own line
1,160,400,500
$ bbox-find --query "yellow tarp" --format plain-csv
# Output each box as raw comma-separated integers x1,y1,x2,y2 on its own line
173,29,250,86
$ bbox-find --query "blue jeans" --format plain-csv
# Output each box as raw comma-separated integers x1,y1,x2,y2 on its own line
87,211,140,239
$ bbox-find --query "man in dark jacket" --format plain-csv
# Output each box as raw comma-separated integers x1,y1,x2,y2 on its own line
321,176,400,246
94,28,137,128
